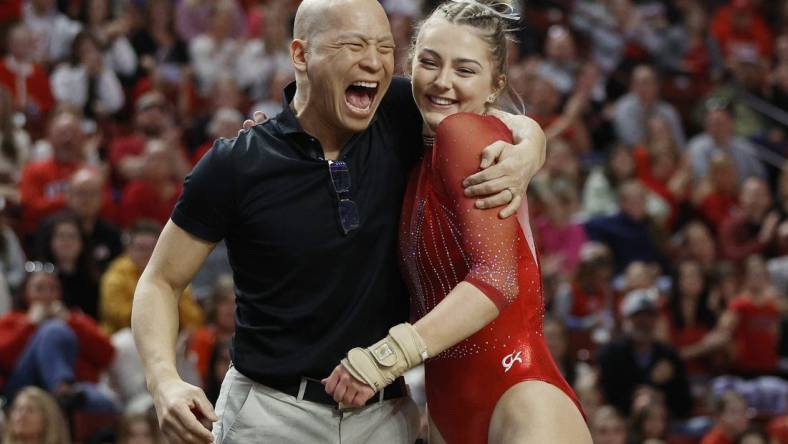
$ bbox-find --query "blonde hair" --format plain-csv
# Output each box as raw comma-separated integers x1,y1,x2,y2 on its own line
412,0,522,109
3,387,70,444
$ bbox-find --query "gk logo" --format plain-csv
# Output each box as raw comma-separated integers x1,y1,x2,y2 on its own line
502,351,523,372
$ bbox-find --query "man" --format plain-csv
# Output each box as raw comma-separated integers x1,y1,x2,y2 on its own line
596,289,692,419
584,180,667,274
613,64,685,148
19,110,86,235
0,23,54,118
719,177,782,261
132,1,545,443
108,91,190,184
687,103,767,184
39,167,122,273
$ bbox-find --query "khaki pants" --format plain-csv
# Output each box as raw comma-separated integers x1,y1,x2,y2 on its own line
213,366,421,443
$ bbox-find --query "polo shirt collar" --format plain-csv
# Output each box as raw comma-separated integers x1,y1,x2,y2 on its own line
274,82,303,136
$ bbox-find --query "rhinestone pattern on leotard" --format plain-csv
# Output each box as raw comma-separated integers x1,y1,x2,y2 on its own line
400,132,530,360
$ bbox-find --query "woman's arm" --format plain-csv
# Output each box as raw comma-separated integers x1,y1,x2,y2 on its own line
326,114,524,405
412,281,498,357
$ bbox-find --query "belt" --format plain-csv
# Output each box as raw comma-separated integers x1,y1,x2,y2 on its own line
268,376,407,408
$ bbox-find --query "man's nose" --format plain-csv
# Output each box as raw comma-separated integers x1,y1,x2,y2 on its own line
359,45,382,72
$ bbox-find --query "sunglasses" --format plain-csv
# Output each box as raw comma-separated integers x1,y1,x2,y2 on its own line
327,160,360,234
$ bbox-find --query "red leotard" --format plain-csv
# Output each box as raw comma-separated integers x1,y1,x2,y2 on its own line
399,113,582,443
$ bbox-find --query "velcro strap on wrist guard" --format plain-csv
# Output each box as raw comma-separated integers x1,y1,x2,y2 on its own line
341,323,429,391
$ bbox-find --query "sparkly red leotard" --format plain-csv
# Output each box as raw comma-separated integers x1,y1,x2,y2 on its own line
399,113,582,443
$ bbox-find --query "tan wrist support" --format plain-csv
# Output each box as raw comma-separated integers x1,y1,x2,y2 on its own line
341,323,429,391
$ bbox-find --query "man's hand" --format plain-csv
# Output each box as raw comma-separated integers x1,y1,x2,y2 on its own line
463,112,546,218
240,111,268,133
151,378,217,444
322,364,376,408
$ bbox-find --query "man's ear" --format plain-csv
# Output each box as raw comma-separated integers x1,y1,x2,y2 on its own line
291,39,308,73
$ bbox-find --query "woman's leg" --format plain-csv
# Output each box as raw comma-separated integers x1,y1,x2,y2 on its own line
488,380,592,444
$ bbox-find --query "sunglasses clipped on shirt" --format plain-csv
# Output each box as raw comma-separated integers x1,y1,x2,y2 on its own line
327,160,360,235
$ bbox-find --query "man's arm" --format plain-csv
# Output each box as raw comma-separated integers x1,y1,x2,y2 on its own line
131,220,217,444
242,106,547,220
462,111,547,218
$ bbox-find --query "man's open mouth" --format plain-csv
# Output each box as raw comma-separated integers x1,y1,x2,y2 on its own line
345,81,379,112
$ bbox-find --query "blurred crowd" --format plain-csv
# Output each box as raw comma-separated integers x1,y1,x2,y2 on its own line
0,0,784,443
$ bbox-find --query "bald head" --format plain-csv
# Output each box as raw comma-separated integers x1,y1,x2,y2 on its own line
68,167,104,220
294,0,387,42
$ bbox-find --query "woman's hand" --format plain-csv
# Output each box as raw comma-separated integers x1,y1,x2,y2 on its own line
322,364,376,408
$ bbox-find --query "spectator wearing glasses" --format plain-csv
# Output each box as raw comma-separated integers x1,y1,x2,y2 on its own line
107,91,190,185
0,263,115,412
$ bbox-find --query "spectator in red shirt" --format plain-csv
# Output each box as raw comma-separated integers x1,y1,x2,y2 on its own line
717,255,782,375
0,266,115,412
632,115,691,227
719,178,782,261
701,391,750,444
19,111,87,234
694,152,739,232
0,23,54,121
107,91,190,185
710,0,774,60
554,242,615,353
120,138,183,228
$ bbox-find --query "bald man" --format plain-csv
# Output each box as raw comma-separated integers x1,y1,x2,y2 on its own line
131,1,546,443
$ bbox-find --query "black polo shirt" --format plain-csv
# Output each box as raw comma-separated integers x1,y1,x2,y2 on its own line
172,77,423,385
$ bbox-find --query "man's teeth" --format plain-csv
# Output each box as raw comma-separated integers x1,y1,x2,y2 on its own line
351,81,378,88
430,96,454,105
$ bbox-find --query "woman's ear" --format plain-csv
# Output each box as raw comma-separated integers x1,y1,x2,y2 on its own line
494,74,507,98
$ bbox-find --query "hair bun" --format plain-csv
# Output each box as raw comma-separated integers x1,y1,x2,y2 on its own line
449,0,521,23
